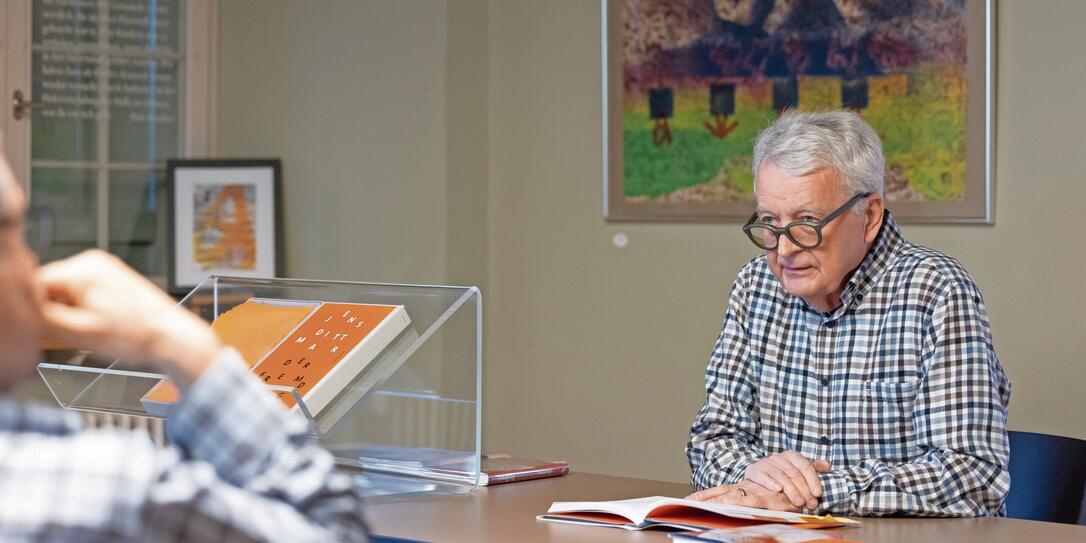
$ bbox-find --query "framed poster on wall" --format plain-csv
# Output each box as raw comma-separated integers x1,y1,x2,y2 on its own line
167,159,284,293
602,0,994,223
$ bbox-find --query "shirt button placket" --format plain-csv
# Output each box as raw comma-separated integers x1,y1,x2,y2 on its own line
820,319,835,457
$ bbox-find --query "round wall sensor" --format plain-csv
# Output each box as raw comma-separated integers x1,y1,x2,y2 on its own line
612,233,629,248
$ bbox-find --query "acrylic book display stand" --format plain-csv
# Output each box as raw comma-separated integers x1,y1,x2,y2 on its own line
38,276,483,500
139,298,414,419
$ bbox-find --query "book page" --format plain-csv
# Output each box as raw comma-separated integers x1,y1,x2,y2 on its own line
142,299,317,405
210,299,319,365
548,496,674,524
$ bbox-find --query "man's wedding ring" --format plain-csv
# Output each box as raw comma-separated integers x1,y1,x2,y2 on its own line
736,488,747,497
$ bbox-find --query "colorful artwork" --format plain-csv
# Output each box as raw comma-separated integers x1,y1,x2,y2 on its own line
604,0,992,222
192,184,257,271
168,159,282,293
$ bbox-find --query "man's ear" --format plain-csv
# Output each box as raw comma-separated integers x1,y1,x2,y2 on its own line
863,195,885,244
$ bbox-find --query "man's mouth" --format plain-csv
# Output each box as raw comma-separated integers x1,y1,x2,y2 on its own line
781,264,813,275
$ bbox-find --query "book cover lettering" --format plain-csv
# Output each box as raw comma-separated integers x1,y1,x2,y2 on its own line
255,303,397,409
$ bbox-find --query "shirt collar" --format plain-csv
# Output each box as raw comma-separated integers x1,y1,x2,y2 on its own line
836,209,904,311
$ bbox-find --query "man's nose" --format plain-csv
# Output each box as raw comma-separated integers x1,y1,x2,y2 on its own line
775,233,799,257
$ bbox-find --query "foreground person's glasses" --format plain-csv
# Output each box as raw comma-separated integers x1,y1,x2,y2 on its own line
742,192,872,251
0,205,54,257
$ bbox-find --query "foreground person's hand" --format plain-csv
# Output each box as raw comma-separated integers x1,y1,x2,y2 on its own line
37,250,222,390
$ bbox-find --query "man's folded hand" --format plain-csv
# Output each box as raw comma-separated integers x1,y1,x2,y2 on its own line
686,479,803,512
742,451,830,510
688,452,832,511
37,249,222,389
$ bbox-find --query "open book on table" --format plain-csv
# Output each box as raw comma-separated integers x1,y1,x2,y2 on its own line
540,496,860,532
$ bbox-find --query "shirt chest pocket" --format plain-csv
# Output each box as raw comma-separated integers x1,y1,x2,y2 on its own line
862,379,920,403
848,379,921,461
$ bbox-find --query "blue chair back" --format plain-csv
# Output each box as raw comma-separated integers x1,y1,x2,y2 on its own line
1006,430,1086,524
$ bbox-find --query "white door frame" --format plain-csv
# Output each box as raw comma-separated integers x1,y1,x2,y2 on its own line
0,0,33,186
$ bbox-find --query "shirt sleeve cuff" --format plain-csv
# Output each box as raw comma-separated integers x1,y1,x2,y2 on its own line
722,455,759,485
166,347,310,486
817,470,854,514
694,453,760,489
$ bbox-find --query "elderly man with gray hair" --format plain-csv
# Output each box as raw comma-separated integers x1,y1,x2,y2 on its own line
685,110,1011,517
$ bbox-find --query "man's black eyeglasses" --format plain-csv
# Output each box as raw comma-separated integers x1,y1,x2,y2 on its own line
742,192,872,251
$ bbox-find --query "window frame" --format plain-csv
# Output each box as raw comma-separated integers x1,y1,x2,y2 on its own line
0,0,219,281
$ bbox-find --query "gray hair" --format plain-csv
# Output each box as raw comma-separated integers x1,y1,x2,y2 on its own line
752,110,884,213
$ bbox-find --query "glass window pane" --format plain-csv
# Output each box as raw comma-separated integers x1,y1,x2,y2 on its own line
29,167,97,262
108,0,181,53
32,51,100,162
28,0,186,280
108,169,166,276
108,56,181,163
32,0,100,46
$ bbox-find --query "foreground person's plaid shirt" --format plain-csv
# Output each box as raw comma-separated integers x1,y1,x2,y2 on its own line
687,211,1011,516
0,349,368,542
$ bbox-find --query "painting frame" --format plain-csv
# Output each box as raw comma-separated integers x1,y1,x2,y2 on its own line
167,159,284,294
602,0,995,224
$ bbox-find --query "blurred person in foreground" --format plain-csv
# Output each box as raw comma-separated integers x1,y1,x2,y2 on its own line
0,151,368,541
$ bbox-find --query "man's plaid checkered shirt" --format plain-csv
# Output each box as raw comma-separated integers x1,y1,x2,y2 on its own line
686,211,1011,517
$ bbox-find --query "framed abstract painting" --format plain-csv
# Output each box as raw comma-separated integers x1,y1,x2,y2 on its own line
167,159,283,293
603,0,994,223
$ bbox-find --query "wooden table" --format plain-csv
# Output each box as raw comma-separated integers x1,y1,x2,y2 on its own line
367,472,1086,542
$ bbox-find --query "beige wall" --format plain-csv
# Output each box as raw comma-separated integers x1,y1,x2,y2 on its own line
219,0,1086,485
219,0,459,285
443,0,489,287
218,0,488,287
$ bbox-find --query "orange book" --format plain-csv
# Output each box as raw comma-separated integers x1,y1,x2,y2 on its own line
142,299,317,409
141,298,411,418
250,302,409,415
